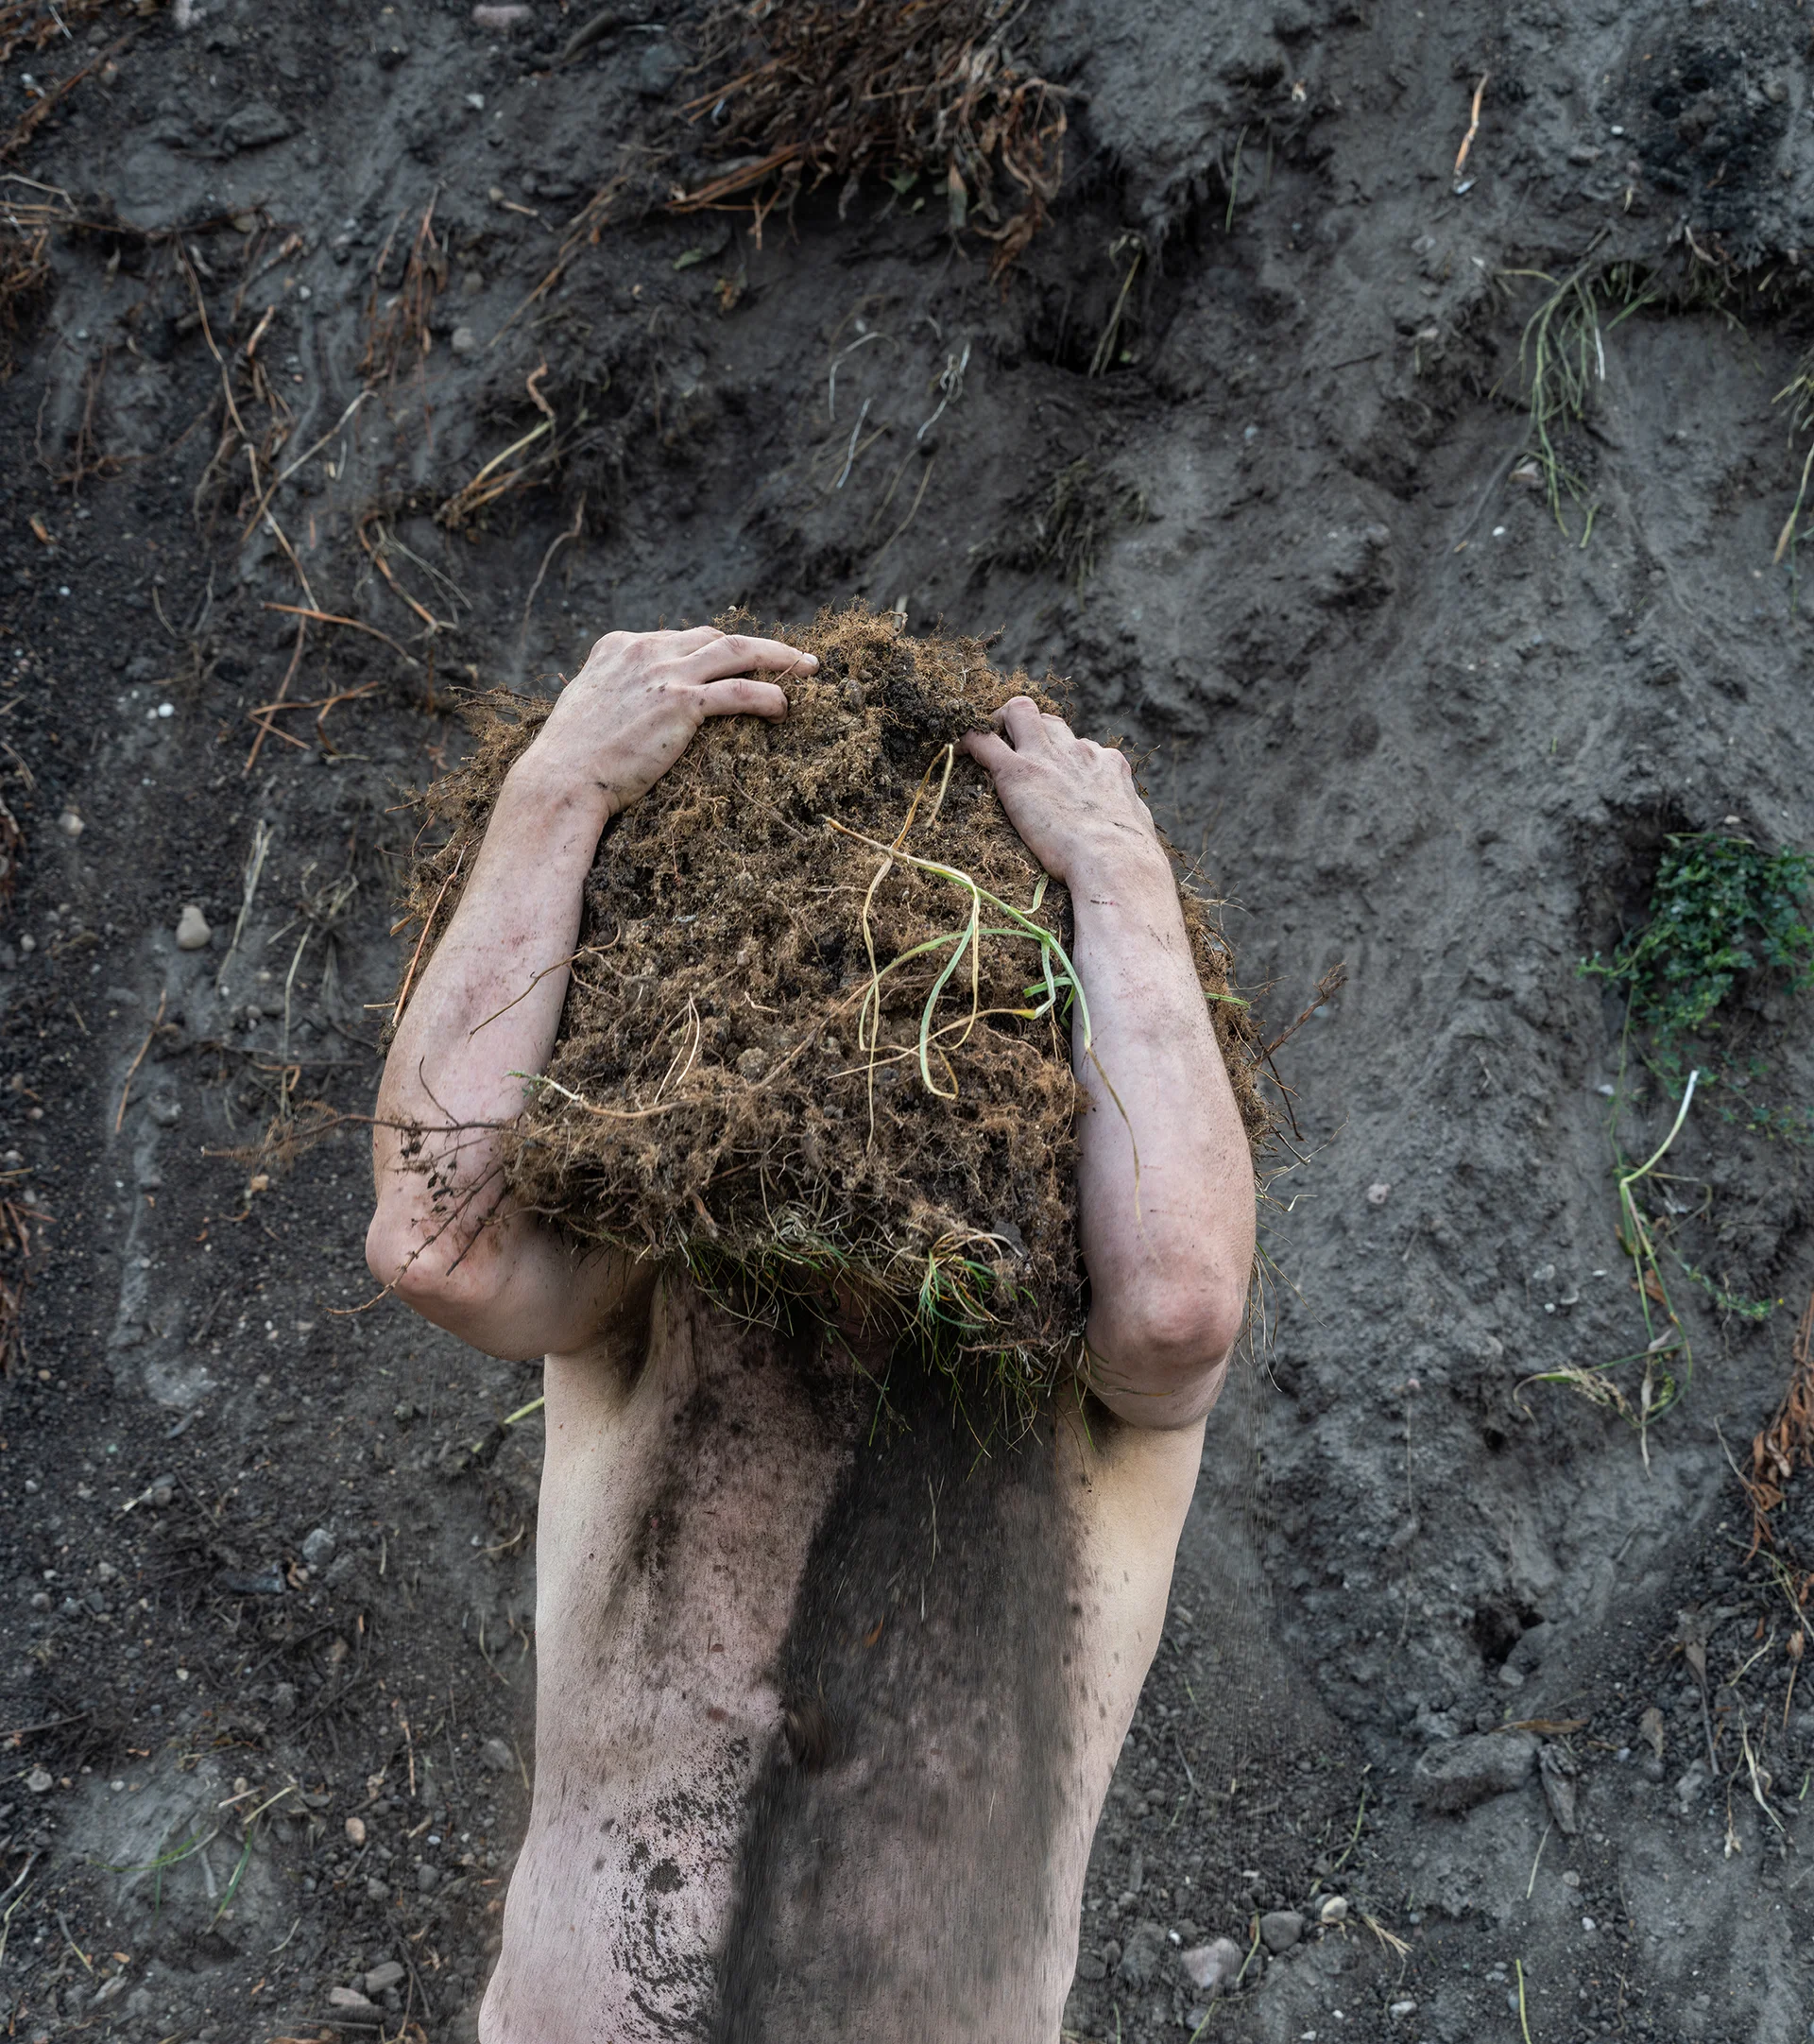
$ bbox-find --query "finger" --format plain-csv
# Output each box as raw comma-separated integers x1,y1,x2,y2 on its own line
679,633,817,685
960,729,1016,775
698,676,790,721
991,696,1047,748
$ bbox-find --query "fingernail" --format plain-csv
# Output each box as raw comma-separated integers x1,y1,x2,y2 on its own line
801,653,818,667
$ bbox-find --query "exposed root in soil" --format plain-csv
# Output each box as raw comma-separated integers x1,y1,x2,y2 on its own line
1745,1287,1814,1557
677,0,1067,271
398,606,1269,1412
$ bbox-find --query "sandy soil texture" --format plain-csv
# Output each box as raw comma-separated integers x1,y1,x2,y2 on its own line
3,2,1814,2040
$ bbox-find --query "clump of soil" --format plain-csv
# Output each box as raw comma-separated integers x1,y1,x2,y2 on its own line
403,607,1267,1396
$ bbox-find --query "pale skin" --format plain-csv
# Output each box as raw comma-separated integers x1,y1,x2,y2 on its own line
367,627,1256,2041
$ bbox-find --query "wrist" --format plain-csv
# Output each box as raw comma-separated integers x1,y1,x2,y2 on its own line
1059,825,1172,896
498,752,614,837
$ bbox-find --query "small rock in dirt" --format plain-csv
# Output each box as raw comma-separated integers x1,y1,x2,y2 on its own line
1178,1935,1243,1994
736,1046,769,1081
58,809,83,838
175,903,212,950
479,1736,514,1774
1258,1909,1305,1953
366,1876,392,1902
416,1863,441,1893
1365,1180,1391,1204
451,325,480,356
25,1766,53,1795
345,1814,367,1846
636,42,682,95
1114,1919,1167,1987
1318,1894,1349,1925
147,1091,181,1126
329,1985,376,2010
270,1680,297,1718
223,102,292,150
472,3,532,24
365,1961,406,1994
1412,1729,1538,1812
1074,1950,1105,1982
302,1526,337,1569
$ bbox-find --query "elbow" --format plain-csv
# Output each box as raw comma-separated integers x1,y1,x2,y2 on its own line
1090,1282,1246,1421
366,1205,500,1316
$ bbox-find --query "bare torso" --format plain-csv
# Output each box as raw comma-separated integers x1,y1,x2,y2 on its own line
481,1277,1204,2044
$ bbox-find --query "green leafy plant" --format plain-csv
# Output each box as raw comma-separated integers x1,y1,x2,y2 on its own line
1583,833,1814,1077
1545,835,1812,1448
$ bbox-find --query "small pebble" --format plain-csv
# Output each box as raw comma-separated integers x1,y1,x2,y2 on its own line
366,1961,406,1994
1178,1935,1243,1995
1319,1894,1349,1924
416,1862,441,1893
302,1526,337,1570
451,325,480,356
479,1736,515,1774
345,1814,367,1846
25,1766,53,1794
58,810,83,838
329,1985,375,2010
366,1876,391,1902
1365,1181,1391,1205
175,903,212,951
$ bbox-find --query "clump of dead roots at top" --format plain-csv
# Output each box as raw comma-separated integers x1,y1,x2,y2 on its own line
673,0,1067,269
400,607,1268,1414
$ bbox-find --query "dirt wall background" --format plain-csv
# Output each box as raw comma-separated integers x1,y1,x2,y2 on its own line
3,2,1814,2040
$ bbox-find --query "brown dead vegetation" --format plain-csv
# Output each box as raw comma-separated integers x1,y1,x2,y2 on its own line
1746,1286,1814,1558
399,608,1268,1406
676,0,1067,269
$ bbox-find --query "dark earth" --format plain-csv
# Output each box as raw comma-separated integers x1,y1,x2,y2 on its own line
4,2,1814,2040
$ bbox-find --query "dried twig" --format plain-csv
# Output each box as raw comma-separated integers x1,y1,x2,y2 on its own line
114,989,168,1133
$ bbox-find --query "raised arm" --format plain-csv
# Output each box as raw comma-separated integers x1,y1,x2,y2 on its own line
366,627,814,1358
962,700,1256,1429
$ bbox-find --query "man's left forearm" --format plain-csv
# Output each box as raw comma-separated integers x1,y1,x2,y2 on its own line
1069,845,1256,1427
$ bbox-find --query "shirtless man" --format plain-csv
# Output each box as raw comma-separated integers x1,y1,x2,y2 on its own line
365,627,1256,2043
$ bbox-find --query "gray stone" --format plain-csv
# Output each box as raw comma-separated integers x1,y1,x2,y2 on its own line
366,1876,392,1902
1259,1909,1305,1953
301,1526,337,1570
636,43,682,96
1115,1918,1167,1988
1074,1950,1105,1983
1412,1729,1538,1812
223,103,292,150
365,1962,405,1995
479,1736,514,1774
175,903,211,950
1179,1935,1243,1995
416,1862,440,1893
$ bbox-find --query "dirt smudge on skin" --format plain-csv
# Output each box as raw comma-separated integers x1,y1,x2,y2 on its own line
712,1365,1073,2043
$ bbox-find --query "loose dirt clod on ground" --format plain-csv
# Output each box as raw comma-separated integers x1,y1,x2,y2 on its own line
402,607,1267,1401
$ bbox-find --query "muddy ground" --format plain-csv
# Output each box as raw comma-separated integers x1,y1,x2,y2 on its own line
4,1,1814,2039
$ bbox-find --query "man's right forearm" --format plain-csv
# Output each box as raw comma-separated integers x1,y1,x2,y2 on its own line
365,760,613,1351
363,626,812,1354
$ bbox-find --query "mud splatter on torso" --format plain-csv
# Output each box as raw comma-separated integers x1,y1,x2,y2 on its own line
482,1279,1198,2044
